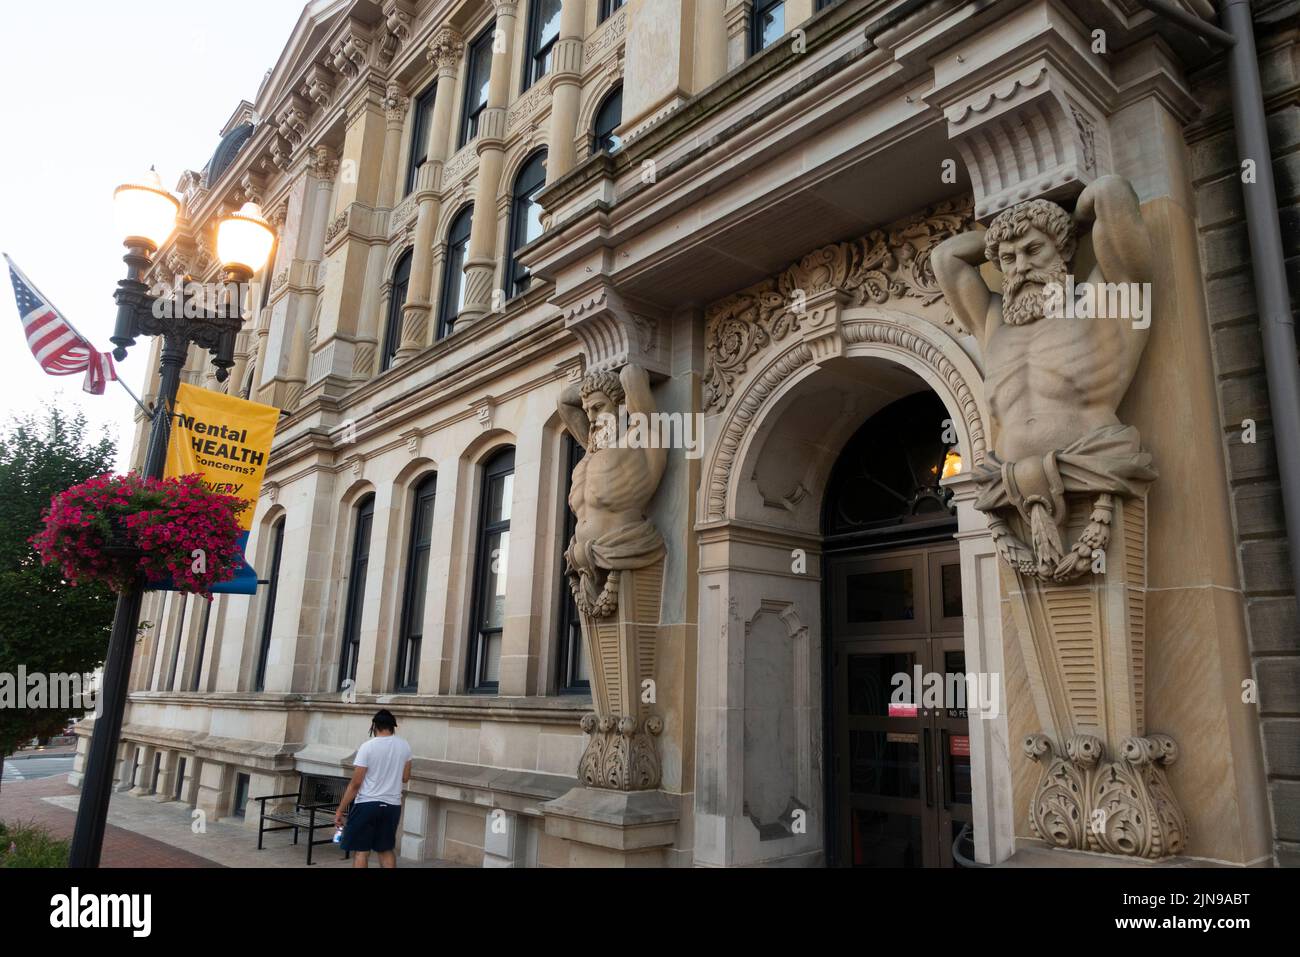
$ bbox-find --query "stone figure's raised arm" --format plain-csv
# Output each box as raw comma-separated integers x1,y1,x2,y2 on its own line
620,364,667,485
932,228,993,345
1074,175,1152,287
558,380,590,451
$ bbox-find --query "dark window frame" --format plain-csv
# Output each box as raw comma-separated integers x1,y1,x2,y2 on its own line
381,248,413,372
338,494,375,690
405,83,438,196
233,773,251,818
437,204,474,340
506,150,548,299
396,475,437,693
254,517,286,692
592,85,623,155
190,599,213,692
524,0,563,91
459,25,496,149
556,436,589,694
174,757,187,800
599,0,626,22
467,448,516,693
750,0,787,55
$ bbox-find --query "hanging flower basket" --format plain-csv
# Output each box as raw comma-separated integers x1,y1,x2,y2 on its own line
31,473,248,598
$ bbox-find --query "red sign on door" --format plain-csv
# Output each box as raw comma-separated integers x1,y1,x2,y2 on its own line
888,702,918,718
949,735,970,757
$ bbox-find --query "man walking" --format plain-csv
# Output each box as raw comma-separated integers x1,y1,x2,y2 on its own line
335,709,413,868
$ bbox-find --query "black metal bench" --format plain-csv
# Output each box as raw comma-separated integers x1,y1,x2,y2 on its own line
255,773,351,865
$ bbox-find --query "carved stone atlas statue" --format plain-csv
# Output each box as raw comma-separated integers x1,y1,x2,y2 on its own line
558,364,668,791
933,176,1189,858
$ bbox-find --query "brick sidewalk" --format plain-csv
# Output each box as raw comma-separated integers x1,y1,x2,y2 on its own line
0,774,219,868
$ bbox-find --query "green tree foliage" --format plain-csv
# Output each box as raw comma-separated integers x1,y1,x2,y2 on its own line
0,405,117,766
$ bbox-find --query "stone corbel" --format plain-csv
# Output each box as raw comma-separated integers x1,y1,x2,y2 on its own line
276,92,311,148
471,395,497,431
303,63,337,110
797,288,850,366
560,280,670,379
381,0,416,49
331,20,372,79
935,59,1112,221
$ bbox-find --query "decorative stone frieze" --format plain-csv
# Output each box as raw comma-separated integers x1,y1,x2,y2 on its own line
585,7,627,65
931,177,1185,858
558,365,668,791
703,198,975,412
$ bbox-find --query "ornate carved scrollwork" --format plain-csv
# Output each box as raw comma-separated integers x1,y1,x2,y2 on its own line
1025,733,1187,858
703,198,974,412
578,713,663,791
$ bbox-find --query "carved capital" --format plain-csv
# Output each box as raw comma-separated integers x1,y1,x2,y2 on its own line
308,144,339,182
427,25,465,75
383,82,409,124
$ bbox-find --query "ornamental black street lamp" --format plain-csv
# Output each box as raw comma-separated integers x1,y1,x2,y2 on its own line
67,169,275,868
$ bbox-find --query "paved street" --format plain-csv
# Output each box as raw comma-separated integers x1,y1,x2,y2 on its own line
3,754,76,783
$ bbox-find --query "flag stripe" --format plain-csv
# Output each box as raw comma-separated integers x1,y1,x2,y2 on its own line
7,256,118,395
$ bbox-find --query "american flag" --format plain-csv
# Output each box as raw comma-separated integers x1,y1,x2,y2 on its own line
6,253,117,395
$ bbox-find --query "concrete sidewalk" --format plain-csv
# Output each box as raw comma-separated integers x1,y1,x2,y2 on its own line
1,773,459,868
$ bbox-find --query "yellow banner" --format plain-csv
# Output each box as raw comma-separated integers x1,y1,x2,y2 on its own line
164,382,280,531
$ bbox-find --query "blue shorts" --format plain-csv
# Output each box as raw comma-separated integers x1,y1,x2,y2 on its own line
341,800,401,853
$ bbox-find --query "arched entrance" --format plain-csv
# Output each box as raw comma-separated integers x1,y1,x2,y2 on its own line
694,303,1016,869
821,392,971,867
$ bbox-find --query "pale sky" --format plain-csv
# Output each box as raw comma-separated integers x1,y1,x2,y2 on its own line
0,1,307,470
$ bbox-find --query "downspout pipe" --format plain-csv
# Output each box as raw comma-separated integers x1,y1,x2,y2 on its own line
1140,0,1300,610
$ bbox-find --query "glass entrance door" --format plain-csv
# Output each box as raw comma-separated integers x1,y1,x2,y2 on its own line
830,545,972,867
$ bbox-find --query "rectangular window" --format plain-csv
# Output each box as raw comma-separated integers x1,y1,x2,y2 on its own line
525,0,563,90
254,519,286,692
460,26,495,148
751,0,786,54
468,450,514,692
557,437,589,693
233,773,250,818
405,84,437,196
339,496,375,690
397,478,437,692
599,0,626,22
816,0,839,10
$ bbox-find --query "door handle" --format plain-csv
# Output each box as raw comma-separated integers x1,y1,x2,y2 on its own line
939,730,949,811
922,729,932,808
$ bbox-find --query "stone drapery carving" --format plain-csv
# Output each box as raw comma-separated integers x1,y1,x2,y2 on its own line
703,198,974,412
932,176,1185,858
558,365,668,791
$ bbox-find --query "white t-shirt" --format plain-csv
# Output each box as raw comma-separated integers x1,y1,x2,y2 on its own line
353,734,413,805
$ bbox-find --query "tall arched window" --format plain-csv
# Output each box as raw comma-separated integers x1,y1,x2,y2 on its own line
396,475,437,692
438,204,474,340
339,494,375,690
254,517,286,692
406,84,437,196
524,0,562,90
556,436,588,693
381,249,413,372
506,151,547,299
593,86,623,155
468,448,515,692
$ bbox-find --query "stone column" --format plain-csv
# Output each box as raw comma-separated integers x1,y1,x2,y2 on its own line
459,0,520,326
379,82,409,209
545,0,586,184
154,751,180,803
130,746,157,795
396,27,464,361
281,147,337,409
693,0,728,92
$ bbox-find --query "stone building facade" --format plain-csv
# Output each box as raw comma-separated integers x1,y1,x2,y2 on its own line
73,0,1297,866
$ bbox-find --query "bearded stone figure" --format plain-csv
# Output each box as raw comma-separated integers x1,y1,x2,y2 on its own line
933,177,1188,859
557,364,668,791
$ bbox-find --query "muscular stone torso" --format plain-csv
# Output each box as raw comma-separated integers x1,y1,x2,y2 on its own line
569,447,658,568
985,289,1132,462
